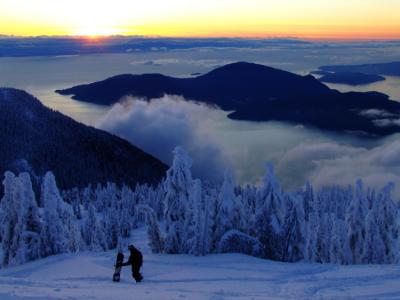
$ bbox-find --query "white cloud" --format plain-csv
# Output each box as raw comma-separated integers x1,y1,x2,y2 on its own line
359,109,398,118
95,96,400,196
278,137,400,196
373,118,400,128
95,95,229,181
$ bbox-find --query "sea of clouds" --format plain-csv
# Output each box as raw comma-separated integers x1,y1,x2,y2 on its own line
96,96,229,181
96,96,400,196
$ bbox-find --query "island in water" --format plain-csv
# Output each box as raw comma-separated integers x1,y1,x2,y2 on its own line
57,62,400,137
318,71,386,86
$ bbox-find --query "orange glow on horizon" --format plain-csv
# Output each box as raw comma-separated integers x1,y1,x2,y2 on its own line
0,0,399,41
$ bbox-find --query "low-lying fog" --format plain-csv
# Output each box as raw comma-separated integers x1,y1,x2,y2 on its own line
1,42,400,193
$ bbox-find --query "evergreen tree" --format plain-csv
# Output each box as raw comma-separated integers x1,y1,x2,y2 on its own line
346,180,368,264
40,172,69,256
217,230,263,257
376,183,398,263
187,179,206,256
163,147,193,254
362,204,386,264
255,165,286,260
215,171,242,245
304,211,320,262
0,173,42,266
329,218,351,264
0,171,17,266
137,205,164,253
201,190,215,255
13,173,42,265
281,195,306,262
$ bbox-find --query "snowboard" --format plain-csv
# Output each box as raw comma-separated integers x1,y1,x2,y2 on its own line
113,252,124,282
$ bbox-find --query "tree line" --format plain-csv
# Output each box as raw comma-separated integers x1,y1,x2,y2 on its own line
0,147,398,267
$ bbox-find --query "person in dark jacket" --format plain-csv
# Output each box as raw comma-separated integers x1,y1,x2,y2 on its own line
120,244,143,282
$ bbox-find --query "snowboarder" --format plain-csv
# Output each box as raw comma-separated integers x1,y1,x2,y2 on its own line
120,244,143,282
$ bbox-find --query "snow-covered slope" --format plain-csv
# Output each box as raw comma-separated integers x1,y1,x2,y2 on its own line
1,228,400,300
0,88,167,191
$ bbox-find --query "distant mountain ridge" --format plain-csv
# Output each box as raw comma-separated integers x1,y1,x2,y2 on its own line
0,88,167,190
319,62,400,76
0,37,310,57
57,62,400,137
319,72,386,85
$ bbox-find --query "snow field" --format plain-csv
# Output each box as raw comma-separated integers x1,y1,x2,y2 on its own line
1,228,400,300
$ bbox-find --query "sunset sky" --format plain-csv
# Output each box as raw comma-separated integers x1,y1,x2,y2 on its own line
1,0,399,40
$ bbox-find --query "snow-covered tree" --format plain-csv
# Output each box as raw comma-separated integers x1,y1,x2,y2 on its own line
103,207,120,250
40,171,69,257
281,195,306,262
0,172,42,266
3,152,400,268
136,205,164,253
218,230,263,257
362,205,386,264
82,205,95,243
187,179,207,256
304,211,320,263
0,171,17,266
13,173,42,265
215,171,242,245
201,190,215,255
240,185,257,236
255,164,287,260
375,183,398,263
163,147,194,254
119,193,133,239
329,218,351,264
302,182,314,222
345,180,368,264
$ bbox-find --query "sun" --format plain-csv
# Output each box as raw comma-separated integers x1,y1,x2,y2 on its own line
69,4,123,37
74,26,123,37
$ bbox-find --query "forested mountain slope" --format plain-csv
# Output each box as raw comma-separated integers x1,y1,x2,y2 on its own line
0,88,167,190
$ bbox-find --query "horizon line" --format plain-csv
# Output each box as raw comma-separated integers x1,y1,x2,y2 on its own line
1,34,400,43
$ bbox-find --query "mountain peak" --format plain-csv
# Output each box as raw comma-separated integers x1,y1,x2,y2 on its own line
204,61,281,76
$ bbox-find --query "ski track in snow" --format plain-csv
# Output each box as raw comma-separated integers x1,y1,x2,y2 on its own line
1,228,400,300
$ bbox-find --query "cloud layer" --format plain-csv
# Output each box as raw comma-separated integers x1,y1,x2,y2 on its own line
278,136,400,196
95,95,400,197
96,96,229,181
